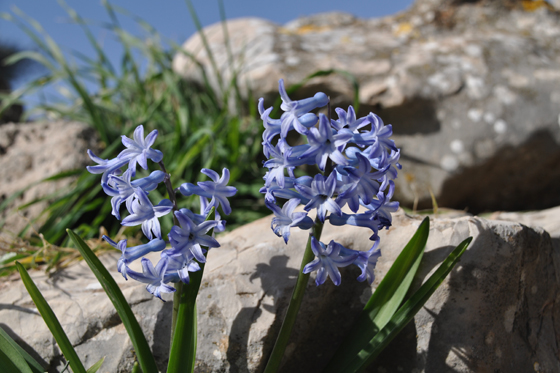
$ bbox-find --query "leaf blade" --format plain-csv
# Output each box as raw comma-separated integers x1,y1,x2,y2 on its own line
0,327,44,373
347,237,473,372
66,229,158,373
15,262,86,373
325,217,430,373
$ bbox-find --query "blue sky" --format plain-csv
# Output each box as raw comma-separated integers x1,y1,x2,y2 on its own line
0,0,413,107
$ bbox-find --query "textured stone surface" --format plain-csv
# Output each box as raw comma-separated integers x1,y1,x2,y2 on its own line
0,121,97,237
488,205,560,239
173,0,560,213
1,208,559,372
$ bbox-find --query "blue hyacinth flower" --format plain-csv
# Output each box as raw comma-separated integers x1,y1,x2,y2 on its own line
303,238,358,286
121,188,173,240
178,168,237,215
117,125,163,174
295,173,342,222
267,198,314,243
168,209,220,263
127,258,176,300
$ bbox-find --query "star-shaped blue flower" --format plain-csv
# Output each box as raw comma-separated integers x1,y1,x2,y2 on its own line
103,169,165,219
278,79,328,137
168,209,219,263
303,238,358,286
354,239,381,284
127,258,176,300
117,125,163,173
295,172,342,222
103,235,167,280
121,188,173,240
267,198,313,243
299,114,353,171
178,168,237,215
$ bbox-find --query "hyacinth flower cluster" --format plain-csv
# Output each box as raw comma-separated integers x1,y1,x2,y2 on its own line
87,125,236,299
259,80,401,286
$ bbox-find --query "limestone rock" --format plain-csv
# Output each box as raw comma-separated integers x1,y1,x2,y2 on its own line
173,0,560,213
1,209,558,372
0,121,97,237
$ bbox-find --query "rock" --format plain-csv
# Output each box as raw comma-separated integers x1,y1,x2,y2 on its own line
1,208,559,372
173,0,560,213
0,121,97,237
488,205,560,238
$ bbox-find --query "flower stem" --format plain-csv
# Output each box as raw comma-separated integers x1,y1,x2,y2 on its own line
157,161,182,348
158,161,179,217
264,218,324,373
167,261,206,373
168,208,215,372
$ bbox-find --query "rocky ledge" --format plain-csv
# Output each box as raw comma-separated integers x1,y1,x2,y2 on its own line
1,206,559,372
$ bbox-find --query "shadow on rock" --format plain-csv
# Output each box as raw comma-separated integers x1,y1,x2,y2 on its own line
227,255,297,373
153,300,173,372
439,129,560,214
245,254,374,373
366,242,457,372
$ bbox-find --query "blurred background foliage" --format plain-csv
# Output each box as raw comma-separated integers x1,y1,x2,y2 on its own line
0,0,274,274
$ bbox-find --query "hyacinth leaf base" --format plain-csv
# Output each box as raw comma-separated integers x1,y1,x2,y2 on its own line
0,327,37,373
0,327,44,373
67,230,158,373
331,237,473,372
326,216,429,372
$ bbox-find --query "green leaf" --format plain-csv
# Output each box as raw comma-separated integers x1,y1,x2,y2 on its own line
0,327,44,373
345,237,473,372
66,230,158,373
0,329,34,373
15,262,86,373
325,217,430,373
86,356,105,373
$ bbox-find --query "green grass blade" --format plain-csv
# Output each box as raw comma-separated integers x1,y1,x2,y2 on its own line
346,237,473,372
66,230,158,373
0,346,31,373
324,217,430,373
0,327,41,373
15,262,86,373
86,356,105,373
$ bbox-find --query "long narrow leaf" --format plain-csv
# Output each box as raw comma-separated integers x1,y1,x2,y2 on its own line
66,230,158,373
15,262,87,373
0,329,38,373
325,217,429,373
0,328,44,373
346,237,473,372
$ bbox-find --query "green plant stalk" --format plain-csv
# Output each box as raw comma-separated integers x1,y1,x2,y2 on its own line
167,257,206,373
263,219,324,373
157,160,182,348
167,207,214,372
